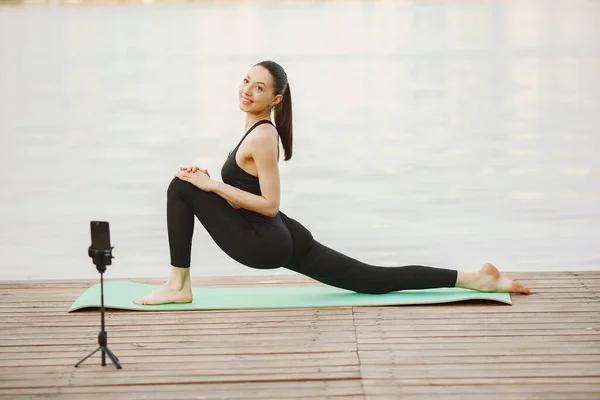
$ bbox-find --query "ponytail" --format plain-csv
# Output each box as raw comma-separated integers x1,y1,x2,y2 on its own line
274,84,293,161
255,60,293,161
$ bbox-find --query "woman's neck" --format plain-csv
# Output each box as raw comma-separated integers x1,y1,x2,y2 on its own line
245,112,272,131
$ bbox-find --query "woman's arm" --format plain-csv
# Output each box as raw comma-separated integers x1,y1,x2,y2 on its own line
209,129,281,217
211,181,278,217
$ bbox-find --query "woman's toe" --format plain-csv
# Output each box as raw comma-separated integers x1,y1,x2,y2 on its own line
512,280,530,294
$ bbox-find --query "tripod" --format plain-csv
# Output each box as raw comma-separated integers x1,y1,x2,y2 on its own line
75,247,122,369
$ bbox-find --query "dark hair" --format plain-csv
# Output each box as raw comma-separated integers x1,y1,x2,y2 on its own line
255,60,293,161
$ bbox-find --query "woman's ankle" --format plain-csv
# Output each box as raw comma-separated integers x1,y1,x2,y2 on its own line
166,266,191,290
455,271,478,288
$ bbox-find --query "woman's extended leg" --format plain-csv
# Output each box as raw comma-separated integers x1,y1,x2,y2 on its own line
279,212,530,294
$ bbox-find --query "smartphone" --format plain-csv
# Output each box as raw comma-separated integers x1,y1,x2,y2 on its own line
90,221,111,251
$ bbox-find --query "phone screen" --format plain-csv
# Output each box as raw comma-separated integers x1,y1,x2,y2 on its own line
90,221,111,250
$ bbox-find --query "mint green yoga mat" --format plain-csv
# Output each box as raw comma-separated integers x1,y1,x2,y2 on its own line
68,281,511,312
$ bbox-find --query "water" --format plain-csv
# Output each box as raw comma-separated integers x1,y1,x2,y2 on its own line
0,0,599,281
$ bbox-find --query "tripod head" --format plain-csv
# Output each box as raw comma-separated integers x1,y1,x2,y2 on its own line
88,221,114,274
88,247,114,274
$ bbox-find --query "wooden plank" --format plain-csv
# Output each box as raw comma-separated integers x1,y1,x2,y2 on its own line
1,315,598,334
0,395,364,400
363,383,600,397
0,380,364,396
0,328,355,340
4,354,598,374
8,354,598,369
354,313,600,322
356,338,600,347
0,362,360,378
352,306,600,315
0,343,358,363
1,371,363,389
0,326,351,339
2,331,597,350
4,361,597,382
0,316,355,326
358,366,600,379
0,350,356,368
3,309,354,320
356,321,600,331
0,395,366,400
366,395,597,400
356,347,600,357
1,313,356,323
1,335,597,355
356,321,600,330
2,341,596,361
0,338,355,352
0,393,366,400
362,379,600,390
361,377,600,385
365,388,600,400
355,335,600,343
356,329,599,337
2,324,597,341
0,355,360,368
357,353,600,363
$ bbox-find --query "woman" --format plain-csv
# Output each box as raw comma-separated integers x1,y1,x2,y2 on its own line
134,60,530,305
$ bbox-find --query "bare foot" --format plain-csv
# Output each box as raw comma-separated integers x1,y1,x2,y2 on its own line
459,263,531,294
133,282,193,305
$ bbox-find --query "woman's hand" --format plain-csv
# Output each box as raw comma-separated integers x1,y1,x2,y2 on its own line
175,167,217,192
180,166,210,177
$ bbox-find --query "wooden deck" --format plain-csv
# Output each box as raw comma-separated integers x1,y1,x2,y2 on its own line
1,271,599,399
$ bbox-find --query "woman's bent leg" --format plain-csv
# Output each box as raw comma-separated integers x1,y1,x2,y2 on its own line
167,178,196,268
279,212,457,294
135,177,287,305
166,178,290,269
166,177,270,268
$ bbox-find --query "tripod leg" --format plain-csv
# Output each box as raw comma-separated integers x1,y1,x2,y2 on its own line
103,346,122,369
105,346,119,361
74,346,101,368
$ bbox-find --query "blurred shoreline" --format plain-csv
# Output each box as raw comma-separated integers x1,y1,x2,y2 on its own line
1,0,598,280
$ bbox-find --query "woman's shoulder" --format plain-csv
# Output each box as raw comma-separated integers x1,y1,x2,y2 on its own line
246,124,279,161
248,122,278,145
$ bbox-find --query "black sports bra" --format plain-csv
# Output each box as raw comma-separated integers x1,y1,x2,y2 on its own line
220,120,274,196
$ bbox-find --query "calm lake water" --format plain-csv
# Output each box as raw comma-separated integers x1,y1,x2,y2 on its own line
0,0,599,281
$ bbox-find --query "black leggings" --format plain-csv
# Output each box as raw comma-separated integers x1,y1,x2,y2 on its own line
167,177,458,294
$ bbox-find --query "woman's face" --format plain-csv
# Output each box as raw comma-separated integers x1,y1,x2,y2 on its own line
239,65,281,113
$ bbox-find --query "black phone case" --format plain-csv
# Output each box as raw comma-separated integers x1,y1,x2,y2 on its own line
90,221,111,250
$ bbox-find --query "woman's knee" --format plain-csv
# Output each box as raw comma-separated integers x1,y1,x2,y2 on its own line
167,177,195,198
168,177,183,193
